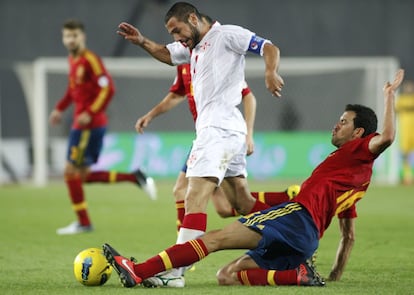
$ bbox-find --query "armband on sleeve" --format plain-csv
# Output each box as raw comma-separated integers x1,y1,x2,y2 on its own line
248,35,271,56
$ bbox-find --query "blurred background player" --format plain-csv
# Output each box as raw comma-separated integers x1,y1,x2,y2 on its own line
395,80,414,185
49,19,157,235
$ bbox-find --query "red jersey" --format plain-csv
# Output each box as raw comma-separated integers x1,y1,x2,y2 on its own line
169,64,251,122
56,49,115,129
294,133,379,238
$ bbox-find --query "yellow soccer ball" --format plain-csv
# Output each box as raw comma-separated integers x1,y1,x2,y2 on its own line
73,247,112,286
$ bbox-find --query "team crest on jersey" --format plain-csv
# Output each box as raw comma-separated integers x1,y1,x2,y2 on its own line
75,65,85,84
199,41,211,51
250,42,259,50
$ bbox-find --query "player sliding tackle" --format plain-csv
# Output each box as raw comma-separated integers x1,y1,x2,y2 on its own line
104,69,404,288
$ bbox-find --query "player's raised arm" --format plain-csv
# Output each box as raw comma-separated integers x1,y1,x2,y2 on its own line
117,22,173,65
368,69,405,155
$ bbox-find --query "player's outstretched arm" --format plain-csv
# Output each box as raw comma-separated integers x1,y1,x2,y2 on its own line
117,22,173,65
369,69,405,155
135,92,186,134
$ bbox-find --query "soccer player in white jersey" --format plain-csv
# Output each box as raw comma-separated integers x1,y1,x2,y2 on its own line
115,1,284,287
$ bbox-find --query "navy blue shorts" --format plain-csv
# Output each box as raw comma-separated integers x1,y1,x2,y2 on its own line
238,202,319,270
66,127,106,167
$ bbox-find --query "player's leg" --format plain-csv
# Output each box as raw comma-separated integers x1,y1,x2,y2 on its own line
85,169,156,199
222,176,270,215
57,128,95,235
250,184,301,206
217,254,324,287
173,170,188,231
215,179,301,217
82,129,156,199
57,161,93,235
210,184,238,218
102,219,262,288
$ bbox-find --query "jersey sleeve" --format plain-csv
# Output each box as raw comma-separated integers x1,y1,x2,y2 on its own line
338,204,357,219
223,25,254,55
84,51,114,114
55,86,73,111
169,66,187,96
241,81,251,96
166,42,191,65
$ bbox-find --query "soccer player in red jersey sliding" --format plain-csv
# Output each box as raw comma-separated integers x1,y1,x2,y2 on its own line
103,69,404,287
49,19,157,235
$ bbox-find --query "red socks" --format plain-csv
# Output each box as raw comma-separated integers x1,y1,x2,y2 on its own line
175,200,185,231
133,238,209,279
248,199,270,213
65,174,90,226
251,191,290,207
237,268,297,285
85,171,136,183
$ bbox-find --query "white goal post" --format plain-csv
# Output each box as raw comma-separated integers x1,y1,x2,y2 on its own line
14,56,399,187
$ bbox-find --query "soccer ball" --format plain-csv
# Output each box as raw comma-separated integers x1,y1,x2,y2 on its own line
73,247,112,286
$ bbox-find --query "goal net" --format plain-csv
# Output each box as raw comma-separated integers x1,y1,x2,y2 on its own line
14,56,400,186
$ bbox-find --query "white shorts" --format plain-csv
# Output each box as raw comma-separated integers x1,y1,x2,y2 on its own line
186,127,247,184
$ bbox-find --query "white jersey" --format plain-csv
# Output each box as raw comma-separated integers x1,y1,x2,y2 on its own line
167,23,255,134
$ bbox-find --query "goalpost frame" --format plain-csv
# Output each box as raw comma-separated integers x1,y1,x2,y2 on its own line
16,56,399,187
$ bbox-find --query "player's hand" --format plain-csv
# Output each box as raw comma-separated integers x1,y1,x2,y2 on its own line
383,69,404,96
328,270,341,281
135,115,152,134
265,71,284,97
76,112,92,126
246,135,255,156
117,22,145,45
49,109,62,126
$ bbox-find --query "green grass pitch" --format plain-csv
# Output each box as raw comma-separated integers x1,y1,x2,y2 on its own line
1,180,413,294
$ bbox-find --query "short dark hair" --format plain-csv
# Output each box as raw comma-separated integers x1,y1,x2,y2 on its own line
164,2,202,24
62,19,85,31
345,104,378,137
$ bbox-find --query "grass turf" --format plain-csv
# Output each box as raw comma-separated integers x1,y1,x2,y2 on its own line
0,180,413,294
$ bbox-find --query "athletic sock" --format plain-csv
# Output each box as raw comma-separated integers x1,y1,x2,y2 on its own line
85,171,136,183
175,200,185,231
65,174,90,226
251,191,290,206
133,238,209,280
237,268,297,286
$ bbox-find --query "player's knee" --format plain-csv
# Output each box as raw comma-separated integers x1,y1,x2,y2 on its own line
216,266,239,285
216,267,231,285
215,207,233,218
172,183,186,201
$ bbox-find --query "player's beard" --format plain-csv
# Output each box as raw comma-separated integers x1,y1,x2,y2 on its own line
189,23,201,49
67,43,81,56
